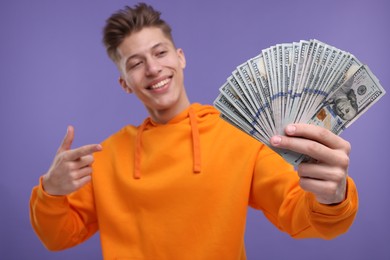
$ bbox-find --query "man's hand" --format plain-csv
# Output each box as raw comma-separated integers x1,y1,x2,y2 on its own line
270,124,350,205
42,126,102,196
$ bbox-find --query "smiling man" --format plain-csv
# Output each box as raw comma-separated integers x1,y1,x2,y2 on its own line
117,26,189,124
30,3,358,259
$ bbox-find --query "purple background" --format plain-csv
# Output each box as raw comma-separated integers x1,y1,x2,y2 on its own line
1,0,389,259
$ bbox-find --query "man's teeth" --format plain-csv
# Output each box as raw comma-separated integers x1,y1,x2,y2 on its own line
150,79,170,89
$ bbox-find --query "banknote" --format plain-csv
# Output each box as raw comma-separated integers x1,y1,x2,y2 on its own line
213,39,386,165
309,65,385,134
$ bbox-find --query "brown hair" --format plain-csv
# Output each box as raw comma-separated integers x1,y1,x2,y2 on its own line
102,3,174,63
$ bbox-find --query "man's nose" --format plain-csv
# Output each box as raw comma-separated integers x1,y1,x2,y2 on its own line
145,58,162,76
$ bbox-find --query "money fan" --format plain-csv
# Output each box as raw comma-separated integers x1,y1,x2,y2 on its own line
213,39,386,165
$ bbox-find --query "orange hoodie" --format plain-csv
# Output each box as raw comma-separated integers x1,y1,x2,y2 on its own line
30,103,358,260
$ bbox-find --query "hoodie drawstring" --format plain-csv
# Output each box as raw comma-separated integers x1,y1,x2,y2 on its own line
188,107,202,173
133,106,202,179
134,119,148,179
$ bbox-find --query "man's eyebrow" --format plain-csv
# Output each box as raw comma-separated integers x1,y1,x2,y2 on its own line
151,42,168,50
125,54,141,66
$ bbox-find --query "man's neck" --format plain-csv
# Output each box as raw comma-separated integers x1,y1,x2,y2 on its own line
147,100,191,124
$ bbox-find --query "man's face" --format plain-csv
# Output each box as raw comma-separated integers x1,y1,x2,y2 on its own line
335,97,357,120
117,27,187,116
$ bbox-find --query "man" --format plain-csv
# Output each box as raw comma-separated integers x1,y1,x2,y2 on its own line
330,88,358,121
30,3,358,259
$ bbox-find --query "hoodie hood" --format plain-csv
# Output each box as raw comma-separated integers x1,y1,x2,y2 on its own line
133,103,219,179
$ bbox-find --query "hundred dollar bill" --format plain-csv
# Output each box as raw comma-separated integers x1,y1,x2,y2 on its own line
275,44,284,134
281,43,293,130
284,42,300,125
309,64,385,134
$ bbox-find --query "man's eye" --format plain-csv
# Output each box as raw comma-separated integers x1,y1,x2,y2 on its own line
128,61,142,70
157,50,167,57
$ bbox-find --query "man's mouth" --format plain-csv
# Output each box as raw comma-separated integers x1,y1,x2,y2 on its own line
148,78,171,90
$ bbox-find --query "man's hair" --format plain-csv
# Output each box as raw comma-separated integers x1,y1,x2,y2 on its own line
332,89,358,120
102,3,174,63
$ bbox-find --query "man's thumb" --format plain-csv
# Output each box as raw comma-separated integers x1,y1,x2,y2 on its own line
58,125,74,153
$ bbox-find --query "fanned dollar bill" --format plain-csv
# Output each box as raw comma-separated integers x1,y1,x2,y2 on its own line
213,39,386,165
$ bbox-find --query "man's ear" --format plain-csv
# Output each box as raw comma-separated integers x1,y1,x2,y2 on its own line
177,48,186,69
119,77,132,94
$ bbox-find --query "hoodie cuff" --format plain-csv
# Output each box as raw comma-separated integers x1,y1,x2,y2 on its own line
36,176,68,208
307,177,358,217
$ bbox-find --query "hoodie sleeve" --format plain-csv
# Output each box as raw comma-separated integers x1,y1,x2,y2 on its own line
249,145,358,239
29,177,98,250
